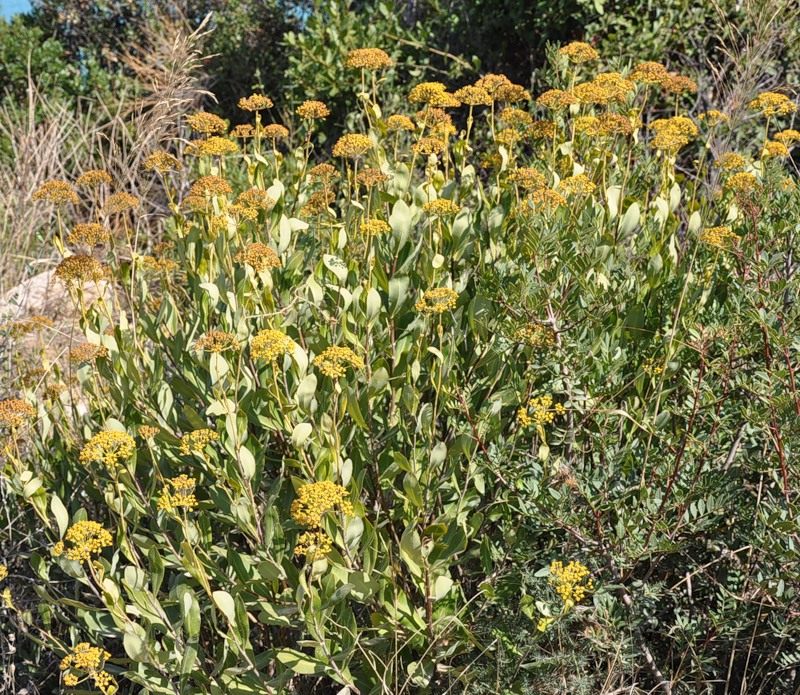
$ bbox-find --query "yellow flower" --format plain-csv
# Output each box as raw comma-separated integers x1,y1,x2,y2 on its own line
296,100,331,120
360,218,391,236
411,137,446,155
536,89,578,110
422,198,461,217
294,529,334,559
180,429,219,456
762,140,790,158
700,226,740,247
345,47,393,70
261,124,290,140
356,168,390,187
60,642,118,693
748,91,796,117
186,136,239,157
514,323,555,348
1,315,54,338
774,129,800,144
138,425,160,439
231,124,255,139
662,74,697,95
314,346,364,378
453,85,491,106
0,565,7,582
574,73,634,105
526,188,566,213
415,287,458,314
301,190,336,217
102,191,139,214
186,111,228,134
234,243,282,272
725,171,761,195
238,94,273,111
408,81,448,104
558,41,599,64
33,180,80,205
54,255,108,286
599,112,635,136
714,152,747,171
507,168,547,191
309,163,339,181
557,174,596,196
250,329,296,362
500,107,533,128
332,133,373,158
525,120,557,139
80,430,136,471
0,398,36,428
518,395,565,427
629,61,668,84
194,330,240,353
141,256,179,274
386,114,416,131
66,223,111,249
493,82,530,103
157,474,198,512
237,187,276,211
144,150,183,172
291,480,353,527
189,175,232,197
549,560,594,606
55,521,113,562
75,169,112,187
69,342,108,363
698,110,729,126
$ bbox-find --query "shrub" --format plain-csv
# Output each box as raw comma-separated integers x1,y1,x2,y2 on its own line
2,41,800,694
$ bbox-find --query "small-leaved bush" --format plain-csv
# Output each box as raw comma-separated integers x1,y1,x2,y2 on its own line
2,41,800,695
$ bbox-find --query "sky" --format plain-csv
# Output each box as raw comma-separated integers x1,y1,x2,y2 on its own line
1,0,31,17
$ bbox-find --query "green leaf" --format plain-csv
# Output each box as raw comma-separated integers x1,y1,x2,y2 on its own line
276,648,328,675
212,590,237,626
50,494,68,537
292,422,313,448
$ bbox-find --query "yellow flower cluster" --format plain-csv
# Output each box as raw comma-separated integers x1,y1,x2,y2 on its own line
309,163,338,181
301,190,335,216
714,152,747,171
558,41,599,64
314,346,364,378
1,315,53,338
345,47,393,70
141,256,179,274
33,180,80,205
262,124,289,140
698,110,729,126
0,565,6,582
332,133,373,158
189,175,232,197
195,330,240,353
296,100,331,120
453,85,491,106
157,474,198,512
180,429,219,456
500,107,533,128
536,89,578,110
238,94,273,111
423,198,461,217
386,114,416,131
251,329,296,362
643,357,664,376
700,226,740,247
662,74,697,95
528,188,567,213
80,430,136,471
725,171,761,195
549,560,594,606
748,91,796,117
574,73,634,105
60,642,117,694
762,140,790,158
557,174,596,196
774,129,800,144
103,192,139,214
75,169,112,187
650,116,698,153
412,137,446,155
187,111,228,134
507,168,547,191
144,150,182,172
66,223,111,249
234,243,282,272
629,61,669,84
517,395,565,427
291,481,353,558
54,255,108,286
0,398,35,428
138,425,160,439
69,342,108,363
415,287,458,315
54,521,113,562
231,124,255,139
514,323,555,347
186,136,239,157
237,188,276,211
356,167,390,187
360,218,391,236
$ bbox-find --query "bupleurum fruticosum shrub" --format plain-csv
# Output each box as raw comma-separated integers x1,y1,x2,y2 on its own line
2,40,800,694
